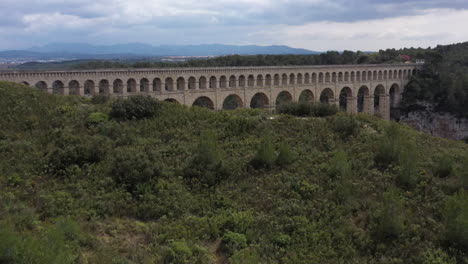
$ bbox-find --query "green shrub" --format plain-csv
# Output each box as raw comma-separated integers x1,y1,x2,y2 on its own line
110,95,160,121
86,112,109,127
45,130,108,178
332,115,359,139
91,94,110,104
275,143,295,167
218,232,247,257
0,221,79,264
251,137,276,169
374,123,403,169
184,132,228,187
110,147,160,193
419,248,456,264
443,190,468,251
277,101,338,117
373,189,405,241
433,154,454,178
397,143,420,190
163,240,193,264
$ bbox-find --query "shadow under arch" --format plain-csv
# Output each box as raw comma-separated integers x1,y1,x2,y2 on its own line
222,94,243,110
250,92,269,109
192,96,215,109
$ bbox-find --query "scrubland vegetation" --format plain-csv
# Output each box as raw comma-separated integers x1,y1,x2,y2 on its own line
1,81,468,263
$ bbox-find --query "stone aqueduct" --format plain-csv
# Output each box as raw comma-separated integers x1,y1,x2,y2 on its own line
0,64,419,119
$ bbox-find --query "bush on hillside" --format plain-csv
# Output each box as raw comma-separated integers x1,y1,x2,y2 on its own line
277,102,338,117
110,147,160,193
86,112,109,127
374,123,404,169
218,232,247,257
45,130,109,178
90,94,110,104
372,189,405,241
184,132,228,187
397,143,420,190
275,143,296,167
110,95,161,121
251,137,276,169
332,115,360,139
443,190,468,251
433,154,454,178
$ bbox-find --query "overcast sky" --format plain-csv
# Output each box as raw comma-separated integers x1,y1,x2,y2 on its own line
0,0,467,51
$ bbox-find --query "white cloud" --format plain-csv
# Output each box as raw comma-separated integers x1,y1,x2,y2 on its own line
251,8,468,50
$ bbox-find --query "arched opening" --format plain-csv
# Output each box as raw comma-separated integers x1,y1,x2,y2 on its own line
250,93,269,109
357,86,370,113
383,70,387,80
325,73,330,83
289,74,295,85
188,77,196,90
229,75,236,88
368,71,372,81
338,72,343,82
69,82,81,94
209,76,217,89
52,80,65,95
332,72,337,83
222,94,243,110
99,80,109,94
389,84,400,108
356,71,360,81
140,78,149,92
35,81,47,92
153,78,162,92
274,74,280,86
276,91,292,107
299,89,314,103
256,75,264,87
21,81,30,86
177,77,185,91
281,74,288,85
113,79,123,94
297,73,303,84
339,87,353,113
265,74,272,86
199,77,207,89
239,75,246,87
345,72,349,82
248,75,255,87
394,70,398,79
220,76,227,88
305,73,311,84
378,71,383,80
362,71,367,81
165,78,174,91
318,73,323,83
388,71,393,79
127,78,137,93
164,98,179,104
398,70,402,78
320,88,334,104
373,71,377,80
193,96,215,109
374,85,386,116
84,80,95,95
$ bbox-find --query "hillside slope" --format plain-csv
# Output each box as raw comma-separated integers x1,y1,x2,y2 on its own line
0,82,467,264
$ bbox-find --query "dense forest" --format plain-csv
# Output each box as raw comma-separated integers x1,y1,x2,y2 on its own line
401,42,468,117
1,81,468,263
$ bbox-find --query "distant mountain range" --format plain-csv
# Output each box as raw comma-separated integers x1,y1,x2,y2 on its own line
0,43,320,60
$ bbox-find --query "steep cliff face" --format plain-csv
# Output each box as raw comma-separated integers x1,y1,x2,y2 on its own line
399,104,468,141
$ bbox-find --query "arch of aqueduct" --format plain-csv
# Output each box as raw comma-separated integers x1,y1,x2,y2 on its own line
0,64,419,120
